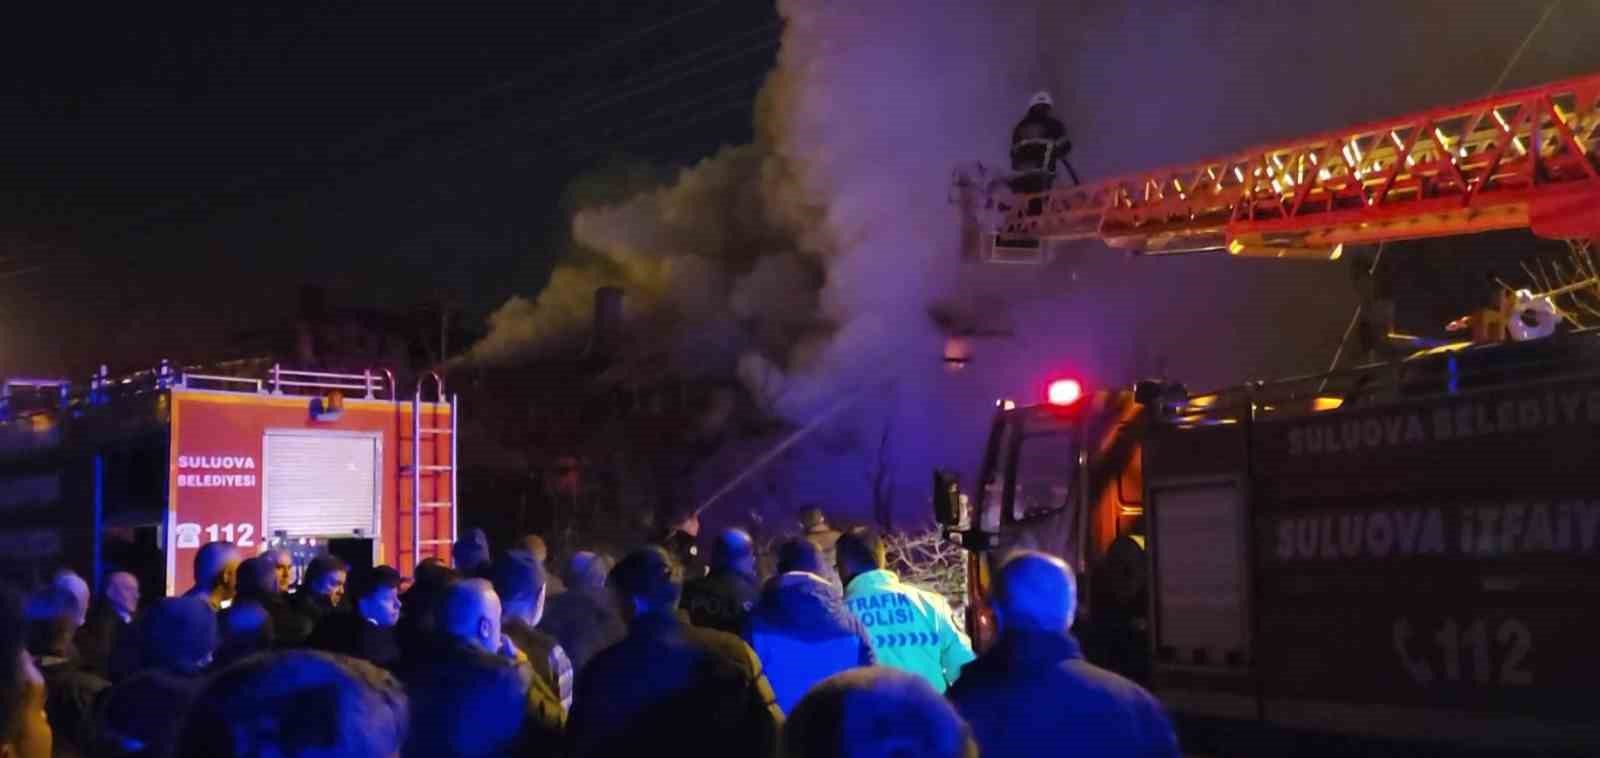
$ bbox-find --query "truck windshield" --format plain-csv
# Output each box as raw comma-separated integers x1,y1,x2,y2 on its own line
992,409,1083,563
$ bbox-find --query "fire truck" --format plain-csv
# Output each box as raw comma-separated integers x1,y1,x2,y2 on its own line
936,73,1600,751
0,361,458,598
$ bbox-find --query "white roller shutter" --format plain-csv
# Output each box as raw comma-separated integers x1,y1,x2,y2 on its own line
264,431,380,538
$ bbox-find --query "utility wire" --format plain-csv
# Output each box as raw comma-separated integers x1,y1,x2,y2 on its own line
112,3,768,238
1318,2,1559,376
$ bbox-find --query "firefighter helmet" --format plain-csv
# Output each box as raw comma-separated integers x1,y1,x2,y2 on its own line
1029,91,1054,108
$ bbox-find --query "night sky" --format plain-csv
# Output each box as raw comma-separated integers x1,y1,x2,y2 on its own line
0,2,778,376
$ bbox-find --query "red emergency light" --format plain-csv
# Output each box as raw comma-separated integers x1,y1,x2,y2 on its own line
1046,378,1083,407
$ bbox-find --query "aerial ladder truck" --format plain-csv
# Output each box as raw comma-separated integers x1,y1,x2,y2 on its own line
938,72,1600,753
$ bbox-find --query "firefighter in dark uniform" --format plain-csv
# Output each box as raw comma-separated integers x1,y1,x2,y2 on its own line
1009,91,1077,213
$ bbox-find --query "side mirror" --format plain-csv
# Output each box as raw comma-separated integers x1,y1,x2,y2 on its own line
932,469,966,527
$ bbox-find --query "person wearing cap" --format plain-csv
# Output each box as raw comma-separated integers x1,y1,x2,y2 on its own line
307,565,403,669
491,550,574,712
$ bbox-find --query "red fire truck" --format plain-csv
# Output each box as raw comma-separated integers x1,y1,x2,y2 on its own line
0,361,457,597
936,73,1600,751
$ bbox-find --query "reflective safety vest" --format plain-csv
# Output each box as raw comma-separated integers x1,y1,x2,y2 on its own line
843,569,976,692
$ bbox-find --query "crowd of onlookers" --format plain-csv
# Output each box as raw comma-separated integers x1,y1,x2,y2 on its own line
0,509,1178,758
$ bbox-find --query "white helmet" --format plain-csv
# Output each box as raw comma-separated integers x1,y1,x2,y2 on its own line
1030,91,1054,108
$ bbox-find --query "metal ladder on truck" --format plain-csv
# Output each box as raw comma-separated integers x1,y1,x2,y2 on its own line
400,372,457,572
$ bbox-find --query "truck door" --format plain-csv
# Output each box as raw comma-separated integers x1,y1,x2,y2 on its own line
1144,419,1258,720
262,430,382,572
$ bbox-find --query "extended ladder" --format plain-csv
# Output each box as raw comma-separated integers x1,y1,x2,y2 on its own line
973,71,1600,257
401,372,457,571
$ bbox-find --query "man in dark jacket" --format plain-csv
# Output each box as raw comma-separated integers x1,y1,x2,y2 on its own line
568,546,782,758
400,579,563,758
538,551,624,676
236,555,314,649
285,554,348,645
745,539,875,714
492,551,574,712
26,587,108,758
308,565,403,669
75,570,139,679
947,551,1179,758
680,528,759,635
96,596,217,758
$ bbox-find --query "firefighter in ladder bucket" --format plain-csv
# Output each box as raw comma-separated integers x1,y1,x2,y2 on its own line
1009,91,1078,215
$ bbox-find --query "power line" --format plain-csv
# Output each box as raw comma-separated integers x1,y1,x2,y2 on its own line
111,3,771,239
319,0,748,155
433,30,778,163
169,32,776,229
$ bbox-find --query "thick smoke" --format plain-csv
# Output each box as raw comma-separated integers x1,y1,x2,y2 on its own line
468,0,1600,527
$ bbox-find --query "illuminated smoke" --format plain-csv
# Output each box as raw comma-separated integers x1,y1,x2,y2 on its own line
466,0,1599,526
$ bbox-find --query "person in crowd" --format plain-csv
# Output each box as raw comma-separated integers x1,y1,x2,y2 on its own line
745,539,875,713
836,527,974,693
233,556,275,601
291,554,349,632
76,570,139,679
948,551,1179,758
213,601,274,670
50,571,90,630
519,534,565,595
491,551,573,712
95,596,216,758
452,528,492,578
0,585,52,758
183,542,240,612
396,558,458,665
25,587,106,758
308,566,403,669
400,579,562,758
175,650,408,758
782,667,977,758
798,506,843,586
538,551,624,676
266,547,296,593
567,546,781,757
236,555,312,647
656,510,705,580
680,528,759,635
